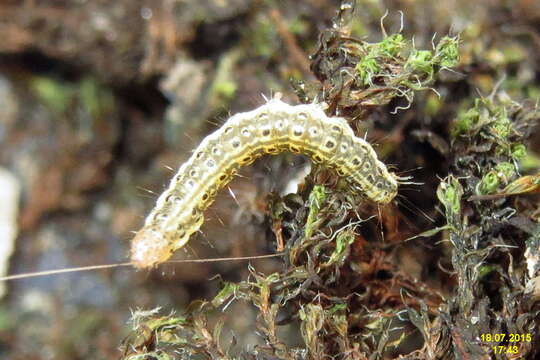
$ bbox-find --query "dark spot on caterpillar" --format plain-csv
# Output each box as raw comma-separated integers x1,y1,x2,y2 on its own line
240,156,253,164
166,193,183,204
258,112,269,121
289,145,301,153
155,213,168,222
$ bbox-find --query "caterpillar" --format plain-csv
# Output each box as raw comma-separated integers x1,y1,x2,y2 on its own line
131,98,398,269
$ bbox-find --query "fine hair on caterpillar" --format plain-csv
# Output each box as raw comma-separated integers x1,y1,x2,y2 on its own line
130,97,399,269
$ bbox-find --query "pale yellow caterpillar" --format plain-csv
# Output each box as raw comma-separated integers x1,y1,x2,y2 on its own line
131,98,398,269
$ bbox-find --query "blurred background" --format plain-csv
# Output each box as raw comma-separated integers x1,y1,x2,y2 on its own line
0,0,539,358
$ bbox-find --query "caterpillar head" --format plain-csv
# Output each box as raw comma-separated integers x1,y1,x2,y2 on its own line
353,169,399,204
372,174,399,204
130,227,174,269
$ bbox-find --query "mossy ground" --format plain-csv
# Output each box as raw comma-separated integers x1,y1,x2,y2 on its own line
120,2,539,359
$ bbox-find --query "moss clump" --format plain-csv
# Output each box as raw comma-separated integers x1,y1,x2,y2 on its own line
304,185,327,239
304,19,459,119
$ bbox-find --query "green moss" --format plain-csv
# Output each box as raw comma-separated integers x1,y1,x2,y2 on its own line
325,230,355,266
476,170,500,195
118,4,540,358
436,176,463,221
489,112,511,139
211,282,240,307
328,303,347,313
495,162,516,182
355,52,381,85
511,144,527,160
305,185,327,239
379,33,406,57
434,36,460,68
406,49,434,76
452,105,480,137
336,31,459,112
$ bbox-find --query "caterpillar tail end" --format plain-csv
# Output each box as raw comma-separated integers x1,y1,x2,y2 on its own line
130,227,173,269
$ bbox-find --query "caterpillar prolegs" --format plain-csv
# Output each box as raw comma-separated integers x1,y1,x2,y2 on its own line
131,99,398,269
